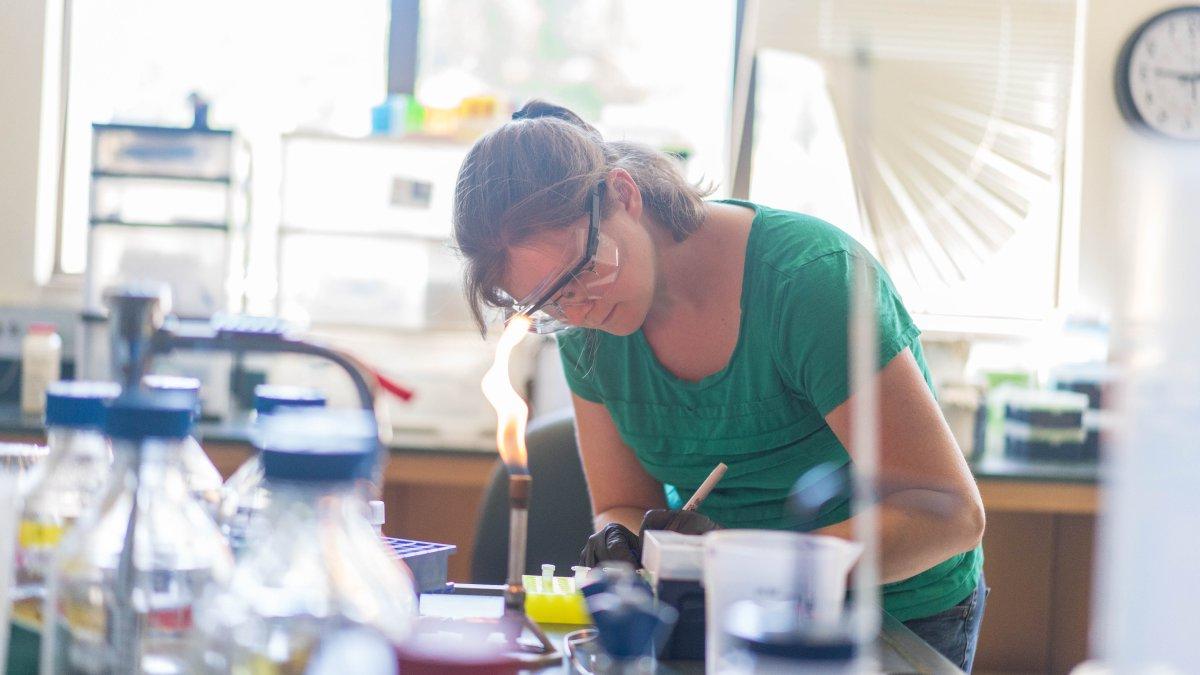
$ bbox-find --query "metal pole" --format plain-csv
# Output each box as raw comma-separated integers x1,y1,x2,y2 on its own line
505,473,531,612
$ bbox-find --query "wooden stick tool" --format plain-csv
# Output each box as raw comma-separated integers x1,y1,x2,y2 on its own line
682,462,728,511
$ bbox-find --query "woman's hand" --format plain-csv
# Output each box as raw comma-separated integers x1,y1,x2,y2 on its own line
580,508,723,567
580,523,642,566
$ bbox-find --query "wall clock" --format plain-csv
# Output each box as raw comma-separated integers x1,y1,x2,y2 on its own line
1115,6,1200,140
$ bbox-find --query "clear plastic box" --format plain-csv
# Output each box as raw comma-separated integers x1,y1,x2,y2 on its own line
378,331,536,449
280,133,468,239
278,233,431,329
277,233,472,331
91,176,229,227
93,125,232,180
87,224,231,318
642,530,705,583
257,328,540,451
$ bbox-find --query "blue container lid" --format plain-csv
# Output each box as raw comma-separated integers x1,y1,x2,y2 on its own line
104,390,195,440
253,384,326,416
45,381,120,429
257,409,378,482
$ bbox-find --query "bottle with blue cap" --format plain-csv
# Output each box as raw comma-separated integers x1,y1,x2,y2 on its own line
42,389,233,675
193,408,417,671
143,375,224,517
218,384,326,554
9,381,119,629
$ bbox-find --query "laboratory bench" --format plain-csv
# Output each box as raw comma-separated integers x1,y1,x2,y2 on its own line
1,405,1102,674
419,590,962,673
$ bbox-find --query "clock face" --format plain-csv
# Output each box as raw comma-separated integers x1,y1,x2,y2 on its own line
1121,7,1200,140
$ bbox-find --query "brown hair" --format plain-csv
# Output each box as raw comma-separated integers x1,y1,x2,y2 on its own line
452,99,713,333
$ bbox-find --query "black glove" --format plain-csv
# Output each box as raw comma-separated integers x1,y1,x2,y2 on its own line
579,510,723,569
638,509,723,540
579,523,642,567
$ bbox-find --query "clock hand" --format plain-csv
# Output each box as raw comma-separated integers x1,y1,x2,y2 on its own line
1155,67,1200,81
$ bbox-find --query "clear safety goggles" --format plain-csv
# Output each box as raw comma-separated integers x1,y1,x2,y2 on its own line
507,181,621,334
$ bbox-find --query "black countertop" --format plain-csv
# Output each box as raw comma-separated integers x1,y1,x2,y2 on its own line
0,404,1101,483
0,403,495,457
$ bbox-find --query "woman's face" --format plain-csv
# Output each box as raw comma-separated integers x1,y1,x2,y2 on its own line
501,178,656,336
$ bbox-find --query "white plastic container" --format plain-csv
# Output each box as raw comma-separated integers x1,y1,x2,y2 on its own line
702,530,862,673
642,530,705,582
20,324,61,416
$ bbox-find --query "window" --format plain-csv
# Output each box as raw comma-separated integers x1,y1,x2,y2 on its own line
58,0,391,279
746,0,1080,322
417,0,737,193
57,0,737,326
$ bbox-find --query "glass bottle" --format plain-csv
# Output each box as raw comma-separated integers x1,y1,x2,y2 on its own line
143,375,224,516
20,323,62,416
219,384,325,554
11,381,119,629
43,390,233,675
194,408,416,673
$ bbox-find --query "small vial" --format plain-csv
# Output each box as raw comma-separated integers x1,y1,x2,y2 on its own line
571,565,590,591
541,563,555,584
369,500,386,536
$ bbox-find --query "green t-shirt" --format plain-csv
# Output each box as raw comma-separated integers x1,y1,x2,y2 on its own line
556,200,982,621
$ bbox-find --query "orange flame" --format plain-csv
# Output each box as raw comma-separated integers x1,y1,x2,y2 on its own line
481,315,532,472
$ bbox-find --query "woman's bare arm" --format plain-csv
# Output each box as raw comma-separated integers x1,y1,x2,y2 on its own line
571,393,667,532
817,348,985,583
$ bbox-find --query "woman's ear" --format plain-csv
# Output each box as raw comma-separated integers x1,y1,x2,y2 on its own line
606,168,642,221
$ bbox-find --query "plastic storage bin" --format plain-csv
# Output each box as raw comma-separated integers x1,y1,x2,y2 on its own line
280,133,467,239
91,177,229,227
93,124,232,180
88,224,231,318
277,233,434,329
1002,389,1089,461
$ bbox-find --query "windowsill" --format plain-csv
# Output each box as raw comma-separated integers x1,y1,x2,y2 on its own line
913,313,1048,343
37,272,85,308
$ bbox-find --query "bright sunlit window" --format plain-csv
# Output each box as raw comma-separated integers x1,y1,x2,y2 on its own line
58,0,736,329
748,0,1080,323
418,0,736,193
58,0,391,276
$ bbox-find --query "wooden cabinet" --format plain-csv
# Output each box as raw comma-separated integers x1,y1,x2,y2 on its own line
974,478,1099,674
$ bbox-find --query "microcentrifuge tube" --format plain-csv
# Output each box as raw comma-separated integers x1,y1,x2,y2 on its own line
571,565,590,590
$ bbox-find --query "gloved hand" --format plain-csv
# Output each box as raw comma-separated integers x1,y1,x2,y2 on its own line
638,509,723,539
579,523,642,567
579,510,724,569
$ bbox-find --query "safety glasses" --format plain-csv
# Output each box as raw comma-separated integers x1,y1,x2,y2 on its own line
508,181,620,334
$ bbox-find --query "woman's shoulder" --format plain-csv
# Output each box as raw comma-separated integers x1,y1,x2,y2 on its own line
715,199,868,282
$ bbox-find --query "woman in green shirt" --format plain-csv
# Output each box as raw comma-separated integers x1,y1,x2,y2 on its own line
452,100,987,671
